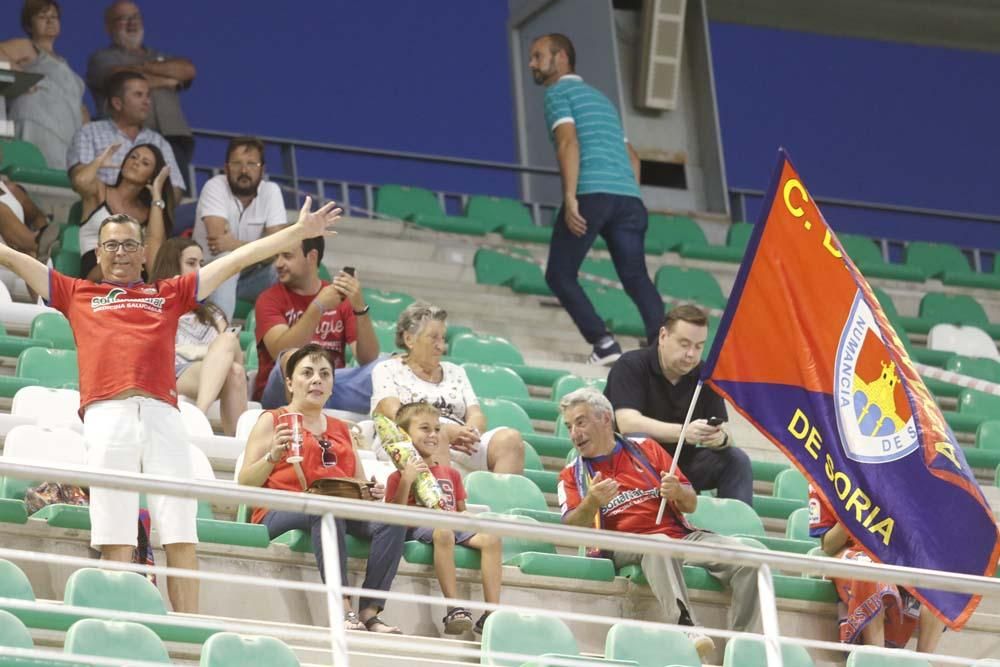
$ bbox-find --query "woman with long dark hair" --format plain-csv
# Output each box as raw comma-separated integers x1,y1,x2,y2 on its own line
72,141,172,280
149,237,246,436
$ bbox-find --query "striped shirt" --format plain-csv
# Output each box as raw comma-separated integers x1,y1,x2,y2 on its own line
543,75,639,198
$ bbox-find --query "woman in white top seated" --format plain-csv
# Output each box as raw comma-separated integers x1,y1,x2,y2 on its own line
370,301,524,474
72,141,172,280
0,174,50,257
149,238,246,436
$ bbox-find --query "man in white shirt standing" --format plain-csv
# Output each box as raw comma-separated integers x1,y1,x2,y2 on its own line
194,136,286,320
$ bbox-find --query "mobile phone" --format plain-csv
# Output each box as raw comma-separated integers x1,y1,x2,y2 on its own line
342,266,356,276
225,325,242,335
706,416,724,427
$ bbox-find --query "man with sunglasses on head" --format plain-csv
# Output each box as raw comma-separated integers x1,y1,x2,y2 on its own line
194,136,286,320
0,198,341,615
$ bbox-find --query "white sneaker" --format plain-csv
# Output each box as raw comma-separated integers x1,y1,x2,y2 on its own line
686,631,716,662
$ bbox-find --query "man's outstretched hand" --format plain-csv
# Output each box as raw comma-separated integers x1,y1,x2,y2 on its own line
296,196,343,239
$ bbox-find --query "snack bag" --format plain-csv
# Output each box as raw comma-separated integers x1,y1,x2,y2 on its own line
374,414,447,510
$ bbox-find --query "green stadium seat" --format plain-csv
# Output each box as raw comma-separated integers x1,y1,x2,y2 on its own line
786,507,812,541
900,292,994,336
64,618,171,663
520,443,560,492
464,475,612,580
244,339,258,372
619,561,835,603
375,184,498,234
501,223,553,244
0,140,71,188
905,241,1000,288
846,650,930,667
839,234,925,282
450,333,524,365
690,497,815,553
200,632,300,667
462,363,558,422
580,258,621,282
751,459,789,483
604,623,701,667
233,298,252,321
581,282,646,338
654,265,728,310
0,561,37,630
64,568,166,616
0,608,33,651
723,636,815,667
0,321,52,359
372,319,403,354
480,610,578,667
948,355,1000,382
978,420,1000,452
53,226,82,277
467,195,533,232
15,347,77,389
950,389,1000,434
474,247,550,295
647,214,708,254
773,468,808,503
362,288,415,323
552,375,607,402
679,222,751,263
478,397,533,434
29,313,74,349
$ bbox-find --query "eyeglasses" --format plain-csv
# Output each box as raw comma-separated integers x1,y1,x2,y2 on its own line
99,240,142,253
227,161,262,171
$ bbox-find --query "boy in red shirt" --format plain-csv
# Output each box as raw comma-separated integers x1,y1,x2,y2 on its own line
385,402,502,635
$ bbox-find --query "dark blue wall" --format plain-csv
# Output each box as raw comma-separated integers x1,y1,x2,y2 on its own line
31,2,1000,244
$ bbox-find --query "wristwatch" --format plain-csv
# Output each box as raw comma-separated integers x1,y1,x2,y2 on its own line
152,199,166,210
353,304,370,316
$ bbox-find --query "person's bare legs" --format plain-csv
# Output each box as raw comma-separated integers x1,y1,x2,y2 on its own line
432,528,459,599
163,543,199,613
916,607,945,654
219,361,247,436
194,333,242,415
485,428,525,474
466,533,502,604
100,545,133,563
860,609,886,646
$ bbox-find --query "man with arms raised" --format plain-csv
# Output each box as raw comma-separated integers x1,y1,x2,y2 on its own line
0,197,340,614
557,388,759,661
605,305,752,505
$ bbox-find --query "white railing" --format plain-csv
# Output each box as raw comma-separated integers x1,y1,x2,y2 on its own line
0,459,995,666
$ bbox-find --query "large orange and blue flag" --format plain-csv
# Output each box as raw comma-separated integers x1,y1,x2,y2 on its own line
702,150,1000,628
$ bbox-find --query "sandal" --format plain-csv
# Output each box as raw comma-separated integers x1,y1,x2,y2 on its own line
442,607,474,635
363,615,402,634
473,612,490,635
344,611,366,631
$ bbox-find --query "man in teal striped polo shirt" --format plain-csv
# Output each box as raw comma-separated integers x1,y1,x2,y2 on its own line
529,33,663,365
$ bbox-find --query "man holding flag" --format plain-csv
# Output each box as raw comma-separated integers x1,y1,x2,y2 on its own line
697,149,999,644
556,387,760,661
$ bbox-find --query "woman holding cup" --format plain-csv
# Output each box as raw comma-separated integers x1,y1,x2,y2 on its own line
239,344,406,634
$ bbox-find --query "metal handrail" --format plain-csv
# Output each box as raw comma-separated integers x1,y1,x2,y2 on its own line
0,458,996,666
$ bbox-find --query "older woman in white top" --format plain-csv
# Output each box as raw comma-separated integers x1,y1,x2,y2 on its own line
371,301,524,474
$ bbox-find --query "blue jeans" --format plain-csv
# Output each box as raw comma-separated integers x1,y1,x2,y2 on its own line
546,193,663,345
261,511,405,611
259,352,380,415
208,260,278,322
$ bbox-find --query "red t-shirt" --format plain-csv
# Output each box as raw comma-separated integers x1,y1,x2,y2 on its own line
250,409,357,524
385,464,466,512
252,281,357,399
557,438,694,539
47,270,199,412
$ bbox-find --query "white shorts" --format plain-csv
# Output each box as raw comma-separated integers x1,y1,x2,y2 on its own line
85,397,198,548
361,419,501,474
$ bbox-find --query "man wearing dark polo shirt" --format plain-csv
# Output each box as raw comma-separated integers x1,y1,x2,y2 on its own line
604,304,752,505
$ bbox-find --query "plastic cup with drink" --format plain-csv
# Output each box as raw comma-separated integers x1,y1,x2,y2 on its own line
279,412,304,463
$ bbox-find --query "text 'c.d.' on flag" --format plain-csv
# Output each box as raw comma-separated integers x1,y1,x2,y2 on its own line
701,149,1000,629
